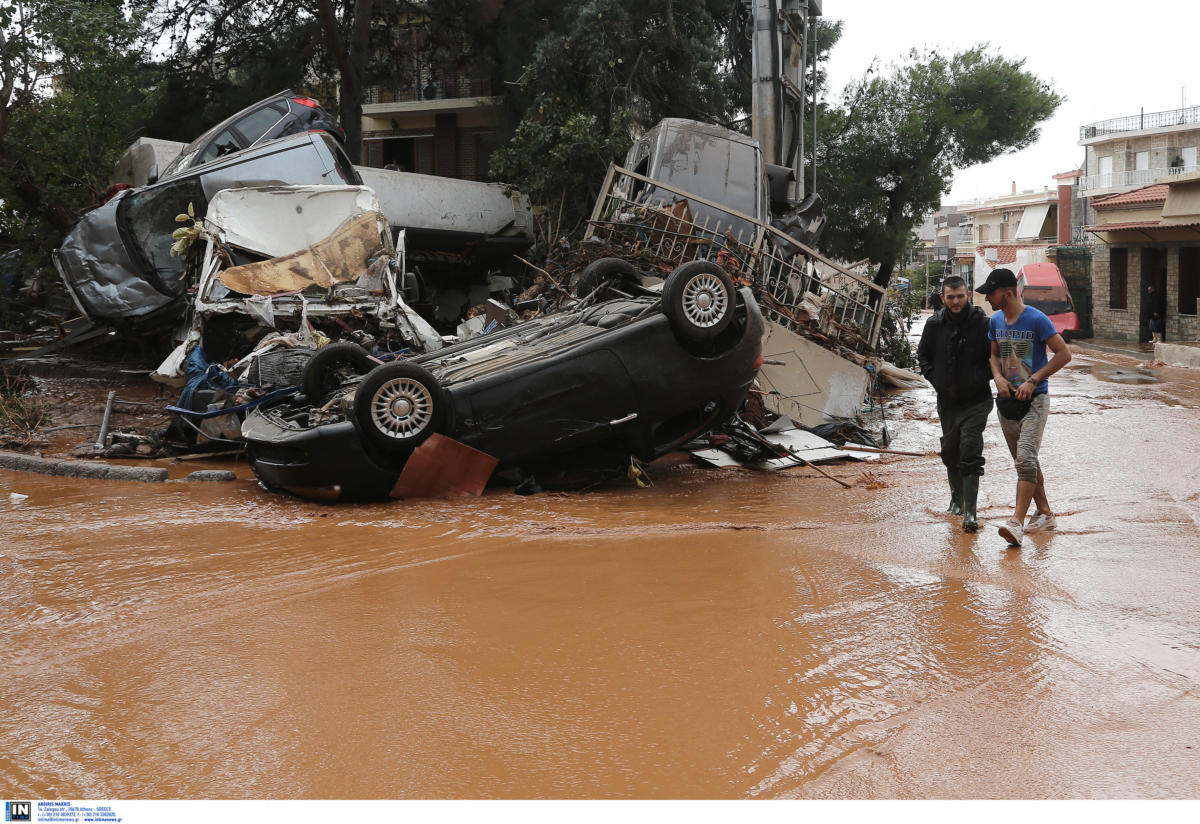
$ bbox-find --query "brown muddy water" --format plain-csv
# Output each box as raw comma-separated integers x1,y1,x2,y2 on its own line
2,346,1199,799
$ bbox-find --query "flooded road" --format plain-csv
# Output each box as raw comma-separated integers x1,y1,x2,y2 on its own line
2,345,1198,798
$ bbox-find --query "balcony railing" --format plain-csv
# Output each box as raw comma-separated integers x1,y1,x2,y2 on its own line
1081,163,1199,193
364,73,494,106
1080,105,1200,140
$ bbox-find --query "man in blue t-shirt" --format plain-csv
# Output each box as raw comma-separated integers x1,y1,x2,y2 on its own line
977,268,1073,547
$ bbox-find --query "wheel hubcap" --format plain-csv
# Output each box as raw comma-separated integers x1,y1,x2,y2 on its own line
370,377,433,439
682,273,729,327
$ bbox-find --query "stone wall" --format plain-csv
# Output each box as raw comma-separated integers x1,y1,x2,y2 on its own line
1091,243,1200,341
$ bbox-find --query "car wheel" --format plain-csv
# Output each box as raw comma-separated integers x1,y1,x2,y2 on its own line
303,342,376,403
569,257,641,300
662,261,736,342
353,361,445,453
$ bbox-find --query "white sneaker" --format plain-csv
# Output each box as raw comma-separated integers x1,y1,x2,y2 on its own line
998,519,1024,546
1027,512,1057,531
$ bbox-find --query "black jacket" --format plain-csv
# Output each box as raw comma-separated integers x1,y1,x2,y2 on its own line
917,305,992,406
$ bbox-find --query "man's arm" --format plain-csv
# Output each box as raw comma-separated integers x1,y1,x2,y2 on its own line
1014,334,1071,401
916,318,936,379
990,340,1012,398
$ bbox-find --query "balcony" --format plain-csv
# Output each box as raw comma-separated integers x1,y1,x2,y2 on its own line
365,73,495,106
1080,163,1200,194
1080,105,1200,141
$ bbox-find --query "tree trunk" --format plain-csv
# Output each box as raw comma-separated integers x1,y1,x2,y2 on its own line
315,0,374,164
873,259,894,290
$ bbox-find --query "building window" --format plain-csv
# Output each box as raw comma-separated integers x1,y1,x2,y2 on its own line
979,225,988,242
1109,247,1128,309
1180,247,1200,316
1099,155,1113,178
1135,151,1150,171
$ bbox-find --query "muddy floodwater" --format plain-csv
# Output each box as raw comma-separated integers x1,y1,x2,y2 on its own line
2,346,1199,799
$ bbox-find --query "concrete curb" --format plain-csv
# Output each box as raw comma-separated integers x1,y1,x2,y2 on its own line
1070,339,1150,360
0,450,168,483
1155,343,1200,368
185,470,237,482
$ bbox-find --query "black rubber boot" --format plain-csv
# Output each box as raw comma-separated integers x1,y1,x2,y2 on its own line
946,468,963,515
961,474,980,533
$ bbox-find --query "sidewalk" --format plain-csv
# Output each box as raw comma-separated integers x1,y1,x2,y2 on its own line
1069,337,1155,360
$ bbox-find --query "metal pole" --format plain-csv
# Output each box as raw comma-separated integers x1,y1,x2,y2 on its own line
95,390,116,450
810,12,818,194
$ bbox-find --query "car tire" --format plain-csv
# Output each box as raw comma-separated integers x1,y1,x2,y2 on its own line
662,261,736,342
303,342,376,403
570,257,641,300
353,361,445,453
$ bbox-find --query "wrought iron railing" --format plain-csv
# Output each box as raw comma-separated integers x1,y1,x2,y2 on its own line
1080,105,1200,140
364,73,494,105
584,165,887,354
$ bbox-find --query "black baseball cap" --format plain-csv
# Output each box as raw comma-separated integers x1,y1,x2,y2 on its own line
975,268,1017,294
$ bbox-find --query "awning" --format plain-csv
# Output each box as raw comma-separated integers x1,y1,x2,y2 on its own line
1015,203,1051,240
1161,179,1200,226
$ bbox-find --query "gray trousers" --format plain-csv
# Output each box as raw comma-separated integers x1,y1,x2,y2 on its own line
938,396,993,477
998,393,1050,483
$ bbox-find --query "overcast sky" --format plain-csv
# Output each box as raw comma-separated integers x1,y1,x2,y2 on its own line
819,0,1195,206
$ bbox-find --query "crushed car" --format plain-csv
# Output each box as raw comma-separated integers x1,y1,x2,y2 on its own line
241,258,766,501
155,184,441,447
53,130,361,333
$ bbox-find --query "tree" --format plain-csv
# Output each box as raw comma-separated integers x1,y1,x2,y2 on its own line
144,0,416,162
816,47,1061,291
484,0,740,235
0,1,157,249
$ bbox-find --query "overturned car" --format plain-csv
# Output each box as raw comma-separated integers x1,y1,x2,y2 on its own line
242,259,766,501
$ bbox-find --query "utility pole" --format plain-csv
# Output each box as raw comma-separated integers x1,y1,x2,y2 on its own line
749,1,821,201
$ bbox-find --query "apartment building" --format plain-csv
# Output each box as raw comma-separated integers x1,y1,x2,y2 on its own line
1079,105,1200,341
357,16,502,180
1087,173,1200,342
1080,105,1200,201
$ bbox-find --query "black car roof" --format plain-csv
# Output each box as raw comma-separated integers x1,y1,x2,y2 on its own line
177,89,297,156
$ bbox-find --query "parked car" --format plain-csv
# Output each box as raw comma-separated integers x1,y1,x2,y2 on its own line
53,131,362,331
242,259,766,501
1017,263,1080,339
159,90,345,181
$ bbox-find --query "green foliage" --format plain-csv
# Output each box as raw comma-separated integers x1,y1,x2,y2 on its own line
0,1,158,256
816,47,1061,286
877,285,923,369
486,0,738,235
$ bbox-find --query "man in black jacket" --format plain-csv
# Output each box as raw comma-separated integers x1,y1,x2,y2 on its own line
917,276,994,532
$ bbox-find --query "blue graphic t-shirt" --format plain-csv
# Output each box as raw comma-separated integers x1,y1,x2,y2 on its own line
988,306,1058,395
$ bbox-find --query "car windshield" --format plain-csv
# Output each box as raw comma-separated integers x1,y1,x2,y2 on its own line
118,177,208,291
160,149,198,179
1023,285,1073,316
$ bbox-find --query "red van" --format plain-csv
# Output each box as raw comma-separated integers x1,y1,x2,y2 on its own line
1017,263,1080,339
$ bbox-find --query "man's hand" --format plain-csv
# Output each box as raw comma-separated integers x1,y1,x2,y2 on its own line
995,377,1013,398
1014,378,1036,401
